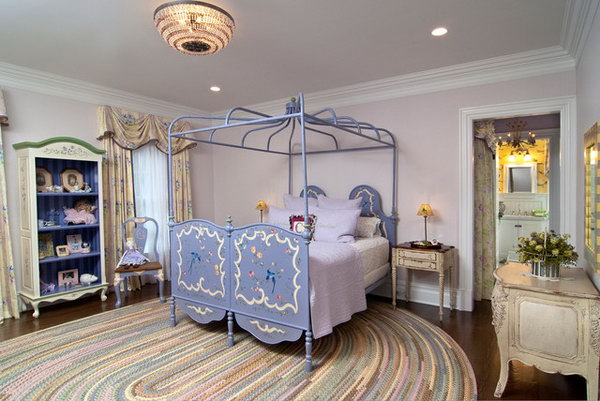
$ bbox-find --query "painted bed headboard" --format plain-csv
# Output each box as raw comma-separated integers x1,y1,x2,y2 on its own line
299,185,396,245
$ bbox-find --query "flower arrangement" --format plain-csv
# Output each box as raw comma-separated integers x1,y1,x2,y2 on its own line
516,230,578,267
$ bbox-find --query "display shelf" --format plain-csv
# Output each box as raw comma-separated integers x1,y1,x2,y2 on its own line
40,283,105,298
38,223,99,232
37,192,99,197
39,251,101,264
13,137,108,318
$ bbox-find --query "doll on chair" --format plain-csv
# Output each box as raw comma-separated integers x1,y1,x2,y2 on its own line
117,237,150,267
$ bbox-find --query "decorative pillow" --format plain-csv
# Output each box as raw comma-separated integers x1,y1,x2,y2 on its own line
289,214,317,233
313,207,361,243
317,194,361,210
267,206,299,228
283,194,318,210
355,216,381,238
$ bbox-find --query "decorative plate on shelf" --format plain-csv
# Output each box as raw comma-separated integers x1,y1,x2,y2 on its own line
60,168,84,192
410,241,442,249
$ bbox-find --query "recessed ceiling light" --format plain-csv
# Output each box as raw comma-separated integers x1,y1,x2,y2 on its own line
210,86,221,92
431,27,448,37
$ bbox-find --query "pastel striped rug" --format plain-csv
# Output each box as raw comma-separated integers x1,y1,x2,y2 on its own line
0,299,476,400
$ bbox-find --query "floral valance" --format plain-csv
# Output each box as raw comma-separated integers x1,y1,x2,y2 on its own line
97,106,195,154
0,89,8,127
474,120,497,153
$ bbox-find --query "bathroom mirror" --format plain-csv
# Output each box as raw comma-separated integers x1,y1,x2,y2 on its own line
504,163,537,193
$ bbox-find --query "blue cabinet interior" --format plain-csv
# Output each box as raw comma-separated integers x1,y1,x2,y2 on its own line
36,157,101,295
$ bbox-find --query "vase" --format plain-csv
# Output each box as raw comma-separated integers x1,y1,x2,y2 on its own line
531,261,560,279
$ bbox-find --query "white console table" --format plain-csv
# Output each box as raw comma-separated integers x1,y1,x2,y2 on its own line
492,263,600,400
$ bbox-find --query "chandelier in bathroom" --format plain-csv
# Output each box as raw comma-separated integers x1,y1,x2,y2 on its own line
497,119,536,162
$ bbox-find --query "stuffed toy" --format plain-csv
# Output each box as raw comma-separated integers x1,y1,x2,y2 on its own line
63,199,97,225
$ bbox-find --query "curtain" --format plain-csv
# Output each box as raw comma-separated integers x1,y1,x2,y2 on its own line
98,105,194,289
97,106,194,154
133,144,170,280
102,140,136,289
473,120,497,300
172,151,193,221
0,89,19,323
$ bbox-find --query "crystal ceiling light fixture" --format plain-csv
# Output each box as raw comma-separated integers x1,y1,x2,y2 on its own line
154,1,235,55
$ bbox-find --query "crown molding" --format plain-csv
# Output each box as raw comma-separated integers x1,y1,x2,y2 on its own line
561,0,600,65
0,61,209,118
215,46,575,116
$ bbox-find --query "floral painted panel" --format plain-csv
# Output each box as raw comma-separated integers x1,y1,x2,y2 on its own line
232,225,309,329
171,221,228,309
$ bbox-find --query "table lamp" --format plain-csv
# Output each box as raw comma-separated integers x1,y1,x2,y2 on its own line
417,204,434,242
256,200,268,222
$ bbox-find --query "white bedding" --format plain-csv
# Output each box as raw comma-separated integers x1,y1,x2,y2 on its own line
349,236,390,288
309,236,389,338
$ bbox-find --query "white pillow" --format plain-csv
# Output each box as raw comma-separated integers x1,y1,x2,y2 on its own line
313,207,360,243
266,206,298,228
355,216,381,238
283,194,318,210
317,194,361,210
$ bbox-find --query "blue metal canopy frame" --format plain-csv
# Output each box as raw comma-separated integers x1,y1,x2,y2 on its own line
166,92,397,230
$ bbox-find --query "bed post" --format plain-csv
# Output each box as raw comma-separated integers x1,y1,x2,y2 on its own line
299,92,313,372
167,120,176,326
225,216,235,347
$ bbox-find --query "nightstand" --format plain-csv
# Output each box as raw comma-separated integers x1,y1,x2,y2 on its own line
391,243,457,321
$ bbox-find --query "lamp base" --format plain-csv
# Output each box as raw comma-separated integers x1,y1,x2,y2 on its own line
410,241,442,249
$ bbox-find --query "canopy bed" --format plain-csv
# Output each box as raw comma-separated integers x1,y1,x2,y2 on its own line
166,93,397,372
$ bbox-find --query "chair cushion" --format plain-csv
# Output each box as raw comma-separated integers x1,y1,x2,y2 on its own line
115,261,162,273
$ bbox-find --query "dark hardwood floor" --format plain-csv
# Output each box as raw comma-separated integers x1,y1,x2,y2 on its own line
0,285,588,401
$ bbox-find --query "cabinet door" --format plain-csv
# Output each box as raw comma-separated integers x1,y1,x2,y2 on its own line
519,220,545,238
498,219,519,261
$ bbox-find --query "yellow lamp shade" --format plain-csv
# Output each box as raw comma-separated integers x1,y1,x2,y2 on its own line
255,200,268,211
417,204,434,217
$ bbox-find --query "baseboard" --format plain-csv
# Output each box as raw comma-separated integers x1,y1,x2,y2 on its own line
371,280,471,311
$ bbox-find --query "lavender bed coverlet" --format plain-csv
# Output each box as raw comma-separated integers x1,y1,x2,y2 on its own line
308,241,367,338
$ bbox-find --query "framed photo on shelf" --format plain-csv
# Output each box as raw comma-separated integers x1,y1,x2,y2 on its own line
38,233,54,259
35,167,53,192
66,234,83,254
57,269,79,286
60,168,84,192
56,245,70,257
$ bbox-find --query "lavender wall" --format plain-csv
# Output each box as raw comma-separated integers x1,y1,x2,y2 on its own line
577,8,600,285
207,70,576,309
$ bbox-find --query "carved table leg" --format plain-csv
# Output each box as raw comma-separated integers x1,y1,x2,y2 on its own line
586,372,598,401
156,271,165,303
492,284,509,398
438,270,445,321
449,265,454,311
100,287,107,302
391,264,397,310
114,275,123,308
31,301,40,319
406,269,411,303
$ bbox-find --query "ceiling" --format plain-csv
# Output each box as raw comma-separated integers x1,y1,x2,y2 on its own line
0,0,567,113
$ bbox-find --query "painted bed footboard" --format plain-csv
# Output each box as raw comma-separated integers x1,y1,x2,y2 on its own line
170,219,313,371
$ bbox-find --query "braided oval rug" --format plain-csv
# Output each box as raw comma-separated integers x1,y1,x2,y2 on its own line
0,299,476,401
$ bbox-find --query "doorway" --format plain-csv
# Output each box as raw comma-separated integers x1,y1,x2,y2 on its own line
491,114,560,267
458,96,576,311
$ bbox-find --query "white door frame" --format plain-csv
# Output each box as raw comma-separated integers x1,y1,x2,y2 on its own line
458,96,577,311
